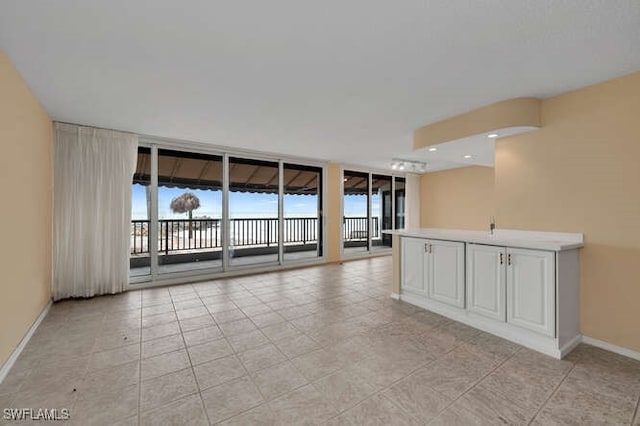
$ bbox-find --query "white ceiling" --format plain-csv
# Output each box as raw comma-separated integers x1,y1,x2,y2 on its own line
1,1,639,172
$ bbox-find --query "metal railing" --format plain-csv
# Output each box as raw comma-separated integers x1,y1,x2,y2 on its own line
131,216,379,255
229,218,278,248
131,220,151,254
160,218,221,254
343,217,379,241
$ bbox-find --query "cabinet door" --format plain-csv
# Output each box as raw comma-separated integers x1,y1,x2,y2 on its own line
467,244,506,321
401,237,427,297
427,240,465,308
507,248,555,337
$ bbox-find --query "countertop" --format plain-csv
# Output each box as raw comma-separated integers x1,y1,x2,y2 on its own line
383,228,583,251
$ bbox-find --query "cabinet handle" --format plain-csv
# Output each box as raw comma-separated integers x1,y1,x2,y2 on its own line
424,243,429,253
500,252,503,265
429,243,432,254
508,254,512,266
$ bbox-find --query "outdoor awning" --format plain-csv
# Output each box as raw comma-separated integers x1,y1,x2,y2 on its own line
343,173,393,195
133,149,321,195
133,149,398,195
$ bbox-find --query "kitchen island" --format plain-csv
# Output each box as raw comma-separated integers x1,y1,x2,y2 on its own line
384,228,584,358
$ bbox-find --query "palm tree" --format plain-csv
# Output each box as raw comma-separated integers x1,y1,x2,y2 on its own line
170,192,201,239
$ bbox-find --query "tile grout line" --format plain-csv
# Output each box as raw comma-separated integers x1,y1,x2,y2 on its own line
136,306,372,389
423,344,525,425
321,357,432,424
15,259,597,426
137,291,143,426
211,291,395,423
205,282,282,424
527,363,576,425
631,394,640,425
49,306,101,421
320,333,447,424
170,285,215,426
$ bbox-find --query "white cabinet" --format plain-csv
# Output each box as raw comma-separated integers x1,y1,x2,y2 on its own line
467,245,555,336
401,237,428,297
466,244,506,321
507,248,556,337
426,240,465,308
401,238,465,308
395,230,581,359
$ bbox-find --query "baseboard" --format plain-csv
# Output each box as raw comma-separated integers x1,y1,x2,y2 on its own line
559,334,583,358
582,335,640,361
389,293,400,300
0,300,52,384
400,292,563,359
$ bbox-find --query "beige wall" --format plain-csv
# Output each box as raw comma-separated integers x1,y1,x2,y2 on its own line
414,97,541,149
325,163,342,262
496,71,640,353
419,70,640,353
0,50,53,368
420,166,495,230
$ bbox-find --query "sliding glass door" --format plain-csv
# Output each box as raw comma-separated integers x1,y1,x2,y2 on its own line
283,163,323,260
342,169,404,257
228,157,279,267
372,174,392,251
157,149,223,274
342,170,369,255
130,147,152,277
394,177,406,229
129,143,325,282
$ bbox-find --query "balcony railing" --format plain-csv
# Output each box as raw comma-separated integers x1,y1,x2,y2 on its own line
130,216,379,256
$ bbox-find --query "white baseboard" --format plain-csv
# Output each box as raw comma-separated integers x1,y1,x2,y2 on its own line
401,292,565,359
560,334,583,358
582,335,640,361
389,293,400,300
0,300,52,384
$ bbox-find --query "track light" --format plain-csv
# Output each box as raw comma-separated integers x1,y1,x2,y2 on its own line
390,158,427,173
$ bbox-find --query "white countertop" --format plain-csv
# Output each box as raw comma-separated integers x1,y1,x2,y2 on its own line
383,228,583,251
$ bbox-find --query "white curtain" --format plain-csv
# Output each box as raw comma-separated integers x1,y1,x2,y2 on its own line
53,122,138,300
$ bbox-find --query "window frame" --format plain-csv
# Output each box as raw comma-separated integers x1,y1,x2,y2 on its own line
340,166,406,260
129,137,328,287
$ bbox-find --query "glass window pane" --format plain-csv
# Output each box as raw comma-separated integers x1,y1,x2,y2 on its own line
394,177,406,229
228,157,279,266
343,170,369,255
130,147,151,277
283,163,323,261
157,149,223,274
372,174,393,250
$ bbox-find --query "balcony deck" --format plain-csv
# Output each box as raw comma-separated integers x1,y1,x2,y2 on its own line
130,216,390,279
130,246,391,278
130,249,320,277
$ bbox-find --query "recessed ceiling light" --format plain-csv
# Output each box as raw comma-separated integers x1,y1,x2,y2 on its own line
464,155,472,159
398,163,406,170
428,147,437,152
488,133,499,138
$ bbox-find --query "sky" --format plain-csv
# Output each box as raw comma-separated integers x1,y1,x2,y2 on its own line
131,184,380,220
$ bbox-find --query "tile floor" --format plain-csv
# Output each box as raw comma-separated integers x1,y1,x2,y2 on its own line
1,257,639,425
